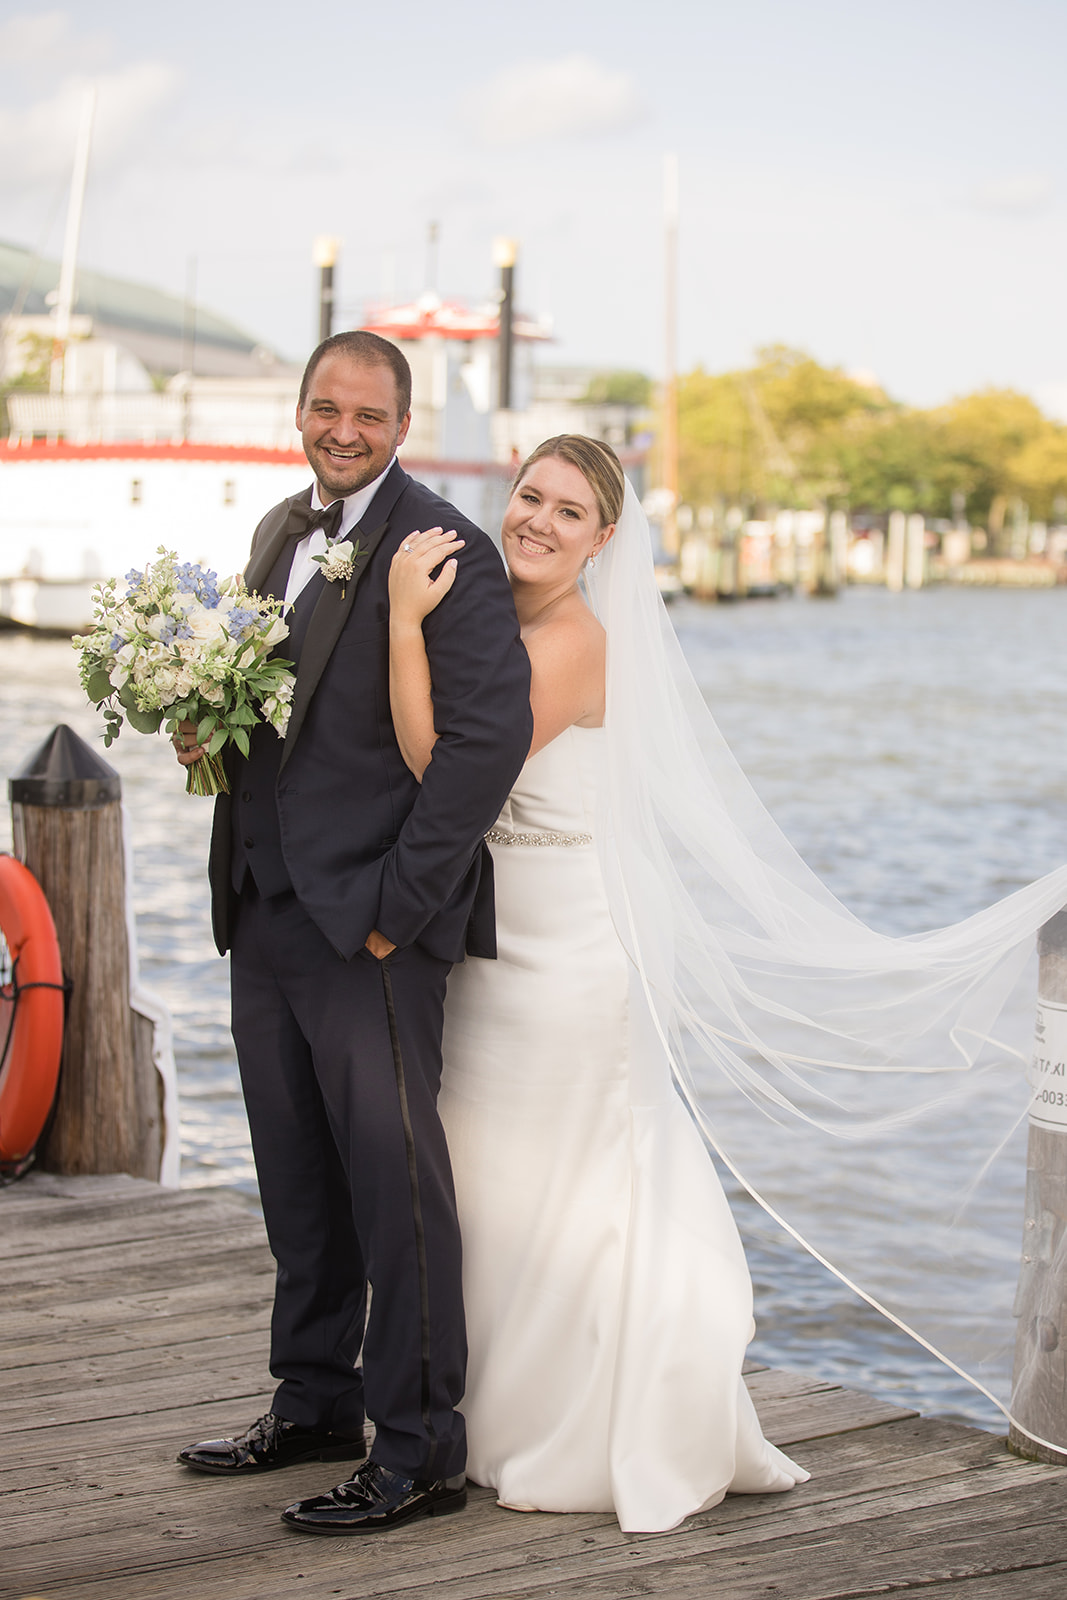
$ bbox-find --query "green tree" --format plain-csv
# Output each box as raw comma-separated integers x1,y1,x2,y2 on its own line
675,353,1067,527
1,330,53,436
677,347,887,510
677,367,755,505
3,329,51,389
833,408,942,514
931,389,1048,520
1011,428,1067,521
580,369,652,407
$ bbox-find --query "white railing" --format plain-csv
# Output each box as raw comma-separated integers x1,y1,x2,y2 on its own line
6,390,301,449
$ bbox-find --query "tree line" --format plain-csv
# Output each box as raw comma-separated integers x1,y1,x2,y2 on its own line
670,347,1067,536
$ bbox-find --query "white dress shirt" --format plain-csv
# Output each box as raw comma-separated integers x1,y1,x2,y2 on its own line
283,457,397,607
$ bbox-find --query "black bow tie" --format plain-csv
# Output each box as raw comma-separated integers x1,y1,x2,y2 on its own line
284,496,345,543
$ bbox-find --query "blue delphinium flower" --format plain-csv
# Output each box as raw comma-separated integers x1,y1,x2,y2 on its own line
175,562,221,608
125,569,143,587
226,606,259,638
110,633,126,651
159,618,194,645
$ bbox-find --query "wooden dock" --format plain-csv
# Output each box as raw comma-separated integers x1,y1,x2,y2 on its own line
3,1172,1067,1600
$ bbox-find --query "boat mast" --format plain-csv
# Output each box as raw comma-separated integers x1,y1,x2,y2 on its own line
662,151,680,555
50,87,96,395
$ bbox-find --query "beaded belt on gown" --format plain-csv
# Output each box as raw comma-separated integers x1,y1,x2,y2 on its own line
485,826,593,847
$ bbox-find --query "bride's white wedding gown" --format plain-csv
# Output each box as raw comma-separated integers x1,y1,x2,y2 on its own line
439,725,808,1533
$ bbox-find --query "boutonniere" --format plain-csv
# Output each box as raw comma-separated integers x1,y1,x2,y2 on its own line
313,537,362,599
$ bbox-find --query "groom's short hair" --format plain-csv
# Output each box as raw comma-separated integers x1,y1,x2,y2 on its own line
299,330,412,418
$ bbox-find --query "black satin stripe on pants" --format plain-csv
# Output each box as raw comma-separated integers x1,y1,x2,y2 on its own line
229,883,466,1480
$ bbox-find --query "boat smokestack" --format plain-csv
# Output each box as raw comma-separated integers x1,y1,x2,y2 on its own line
313,235,340,344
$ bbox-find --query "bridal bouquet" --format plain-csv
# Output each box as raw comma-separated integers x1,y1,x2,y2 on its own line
74,547,296,797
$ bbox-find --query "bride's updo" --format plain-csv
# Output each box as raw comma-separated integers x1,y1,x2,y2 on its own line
516,435,625,529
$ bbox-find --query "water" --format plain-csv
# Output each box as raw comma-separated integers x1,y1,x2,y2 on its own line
675,585,1067,1427
3,582,1066,1430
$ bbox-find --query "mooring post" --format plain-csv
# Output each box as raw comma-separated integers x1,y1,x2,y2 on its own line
886,509,906,592
8,725,164,1179
1009,908,1067,1464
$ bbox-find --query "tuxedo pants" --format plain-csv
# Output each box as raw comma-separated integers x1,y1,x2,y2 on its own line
229,883,466,1480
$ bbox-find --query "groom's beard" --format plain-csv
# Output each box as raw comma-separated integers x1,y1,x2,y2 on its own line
305,429,401,500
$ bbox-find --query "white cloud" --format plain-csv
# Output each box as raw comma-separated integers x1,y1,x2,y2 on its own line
970,174,1053,214
0,9,70,60
1034,382,1067,424
0,9,112,82
463,54,646,146
0,11,179,189
0,61,180,187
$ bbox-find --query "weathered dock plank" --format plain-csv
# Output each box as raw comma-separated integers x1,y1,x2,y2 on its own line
0,1299,273,1371
2,1172,1065,1600
0,1265,276,1343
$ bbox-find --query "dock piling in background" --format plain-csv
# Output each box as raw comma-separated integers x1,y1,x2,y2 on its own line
8,724,164,1180
1010,908,1067,1465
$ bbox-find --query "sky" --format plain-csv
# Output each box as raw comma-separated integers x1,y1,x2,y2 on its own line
2,0,1066,412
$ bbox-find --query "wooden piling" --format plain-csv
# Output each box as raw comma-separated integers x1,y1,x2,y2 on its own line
8,725,163,1180
886,509,906,592
678,506,722,600
829,508,850,589
1010,908,1067,1464
905,513,927,589
717,508,742,598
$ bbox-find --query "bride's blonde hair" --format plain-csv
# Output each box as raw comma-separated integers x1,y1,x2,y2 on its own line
516,436,625,528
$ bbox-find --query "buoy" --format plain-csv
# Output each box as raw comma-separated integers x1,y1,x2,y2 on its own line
0,855,65,1168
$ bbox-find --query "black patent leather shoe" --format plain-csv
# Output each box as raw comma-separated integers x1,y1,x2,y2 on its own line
178,1412,367,1475
281,1459,467,1534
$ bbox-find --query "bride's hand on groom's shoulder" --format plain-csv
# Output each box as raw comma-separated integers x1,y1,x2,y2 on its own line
389,527,464,627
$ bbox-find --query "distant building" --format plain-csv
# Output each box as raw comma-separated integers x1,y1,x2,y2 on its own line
361,301,648,475
1,252,649,627
5,371,305,451
362,292,549,464
1,238,301,449
0,239,284,381
500,362,650,473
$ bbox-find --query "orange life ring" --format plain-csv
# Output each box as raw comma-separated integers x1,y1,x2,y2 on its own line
0,855,65,1167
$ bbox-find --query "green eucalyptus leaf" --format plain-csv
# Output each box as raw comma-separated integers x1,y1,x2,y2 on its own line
125,702,165,735
86,669,114,704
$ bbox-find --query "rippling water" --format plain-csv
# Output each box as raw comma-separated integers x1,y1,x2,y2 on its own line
3,582,1065,1430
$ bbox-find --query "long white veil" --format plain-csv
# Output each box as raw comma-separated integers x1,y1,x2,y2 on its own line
585,480,1067,1444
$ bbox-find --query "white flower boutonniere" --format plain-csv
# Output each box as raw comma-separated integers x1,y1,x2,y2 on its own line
314,537,362,599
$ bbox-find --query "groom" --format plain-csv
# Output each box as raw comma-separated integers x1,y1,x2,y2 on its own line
177,330,531,1534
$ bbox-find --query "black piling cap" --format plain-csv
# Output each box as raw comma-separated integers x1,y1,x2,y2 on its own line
9,724,121,810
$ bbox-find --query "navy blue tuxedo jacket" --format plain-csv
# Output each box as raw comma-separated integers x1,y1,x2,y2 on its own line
208,461,531,963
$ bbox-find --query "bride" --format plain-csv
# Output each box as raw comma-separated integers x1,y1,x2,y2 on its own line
387,435,808,1532
390,433,1067,1530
